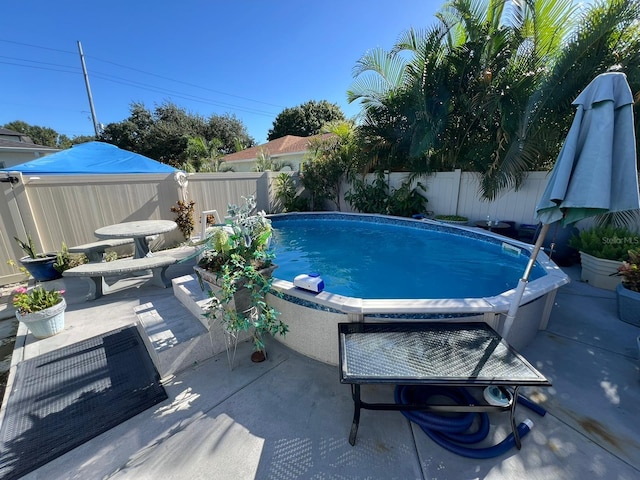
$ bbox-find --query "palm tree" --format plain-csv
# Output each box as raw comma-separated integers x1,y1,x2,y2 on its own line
252,148,294,172
487,0,640,199
185,136,235,172
302,121,359,210
348,0,640,199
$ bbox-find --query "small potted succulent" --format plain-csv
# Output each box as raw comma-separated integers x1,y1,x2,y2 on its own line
616,248,640,327
194,196,288,363
13,286,66,338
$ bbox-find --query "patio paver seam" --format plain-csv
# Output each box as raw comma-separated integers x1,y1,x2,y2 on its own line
542,331,639,360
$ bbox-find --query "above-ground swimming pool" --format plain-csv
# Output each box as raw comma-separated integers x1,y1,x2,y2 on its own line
271,216,546,300
265,212,569,363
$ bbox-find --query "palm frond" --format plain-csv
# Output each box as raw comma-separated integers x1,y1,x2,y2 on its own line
348,47,409,107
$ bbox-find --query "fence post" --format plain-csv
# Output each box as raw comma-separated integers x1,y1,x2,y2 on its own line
452,169,462,216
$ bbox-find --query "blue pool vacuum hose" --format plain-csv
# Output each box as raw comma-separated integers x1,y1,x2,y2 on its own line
394,385,544,459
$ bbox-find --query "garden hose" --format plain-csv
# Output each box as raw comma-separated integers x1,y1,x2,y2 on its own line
394,385,544,459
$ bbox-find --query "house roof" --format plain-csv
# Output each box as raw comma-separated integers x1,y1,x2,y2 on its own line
0,128,58,152
0,127,30,137
223,133,334,162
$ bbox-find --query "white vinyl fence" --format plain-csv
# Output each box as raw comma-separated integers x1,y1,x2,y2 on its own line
0,168,564,287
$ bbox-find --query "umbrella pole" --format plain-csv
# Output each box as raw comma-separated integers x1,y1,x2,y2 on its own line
502,223,551,338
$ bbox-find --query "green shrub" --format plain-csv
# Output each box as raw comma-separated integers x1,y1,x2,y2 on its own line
274,173,308,212
53,242,88,273
387,181,428,217
569,226,639,261
344,172,388,214
345,172,428,217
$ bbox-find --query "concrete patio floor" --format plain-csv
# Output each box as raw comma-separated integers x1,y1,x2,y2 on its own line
1,259,639,480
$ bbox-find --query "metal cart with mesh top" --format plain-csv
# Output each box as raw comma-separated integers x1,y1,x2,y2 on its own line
338,322,551,446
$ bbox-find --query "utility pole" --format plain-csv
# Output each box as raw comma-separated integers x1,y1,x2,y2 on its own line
77,41,101,137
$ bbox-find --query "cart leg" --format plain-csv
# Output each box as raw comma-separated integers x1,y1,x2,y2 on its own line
511,386,521,449
349,384,362,446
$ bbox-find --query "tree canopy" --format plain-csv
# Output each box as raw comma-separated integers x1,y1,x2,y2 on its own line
100,102,255,167
267,100,345,140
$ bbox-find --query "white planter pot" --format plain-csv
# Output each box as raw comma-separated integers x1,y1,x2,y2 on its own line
16,297,66,339
579,252,622,291
616,283,640,327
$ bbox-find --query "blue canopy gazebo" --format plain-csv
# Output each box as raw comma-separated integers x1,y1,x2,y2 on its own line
2,141,177,175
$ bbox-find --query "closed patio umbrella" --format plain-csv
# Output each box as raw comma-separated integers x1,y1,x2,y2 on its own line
503,71,640,338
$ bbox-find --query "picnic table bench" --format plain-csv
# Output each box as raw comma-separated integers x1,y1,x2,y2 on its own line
68,238,135,262
338,322,550,447
63,255,177,300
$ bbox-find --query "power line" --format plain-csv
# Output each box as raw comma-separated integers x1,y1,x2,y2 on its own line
2,59,278,118
89,72,277,117
0,55,81,72
0,60,79,75
88,55,286,109
0,39,76,55
0,39,284,110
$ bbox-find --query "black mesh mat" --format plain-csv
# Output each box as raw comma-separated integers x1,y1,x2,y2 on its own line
0,325,167,480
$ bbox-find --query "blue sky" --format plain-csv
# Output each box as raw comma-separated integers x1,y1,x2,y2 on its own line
0,1,441,145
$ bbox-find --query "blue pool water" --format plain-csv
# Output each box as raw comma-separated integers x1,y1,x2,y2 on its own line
270,216,545,300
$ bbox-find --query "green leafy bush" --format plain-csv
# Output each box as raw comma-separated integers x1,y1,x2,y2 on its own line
569,226,638,261
274,173,308,212
345,172,428,217
344,172,388,214
53,242,88,273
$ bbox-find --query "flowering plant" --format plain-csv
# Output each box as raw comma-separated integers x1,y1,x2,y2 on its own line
618,248,640,293
12,286,65,314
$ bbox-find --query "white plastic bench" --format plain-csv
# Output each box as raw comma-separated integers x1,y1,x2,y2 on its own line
63,256,177,300
68,238,135,262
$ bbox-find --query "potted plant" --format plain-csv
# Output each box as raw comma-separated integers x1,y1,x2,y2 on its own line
12,286,66,338
53,242,88,273
14,233,62,282
616,248,640,327
194,196,288,362
568,226,634,291
435,214,468,225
